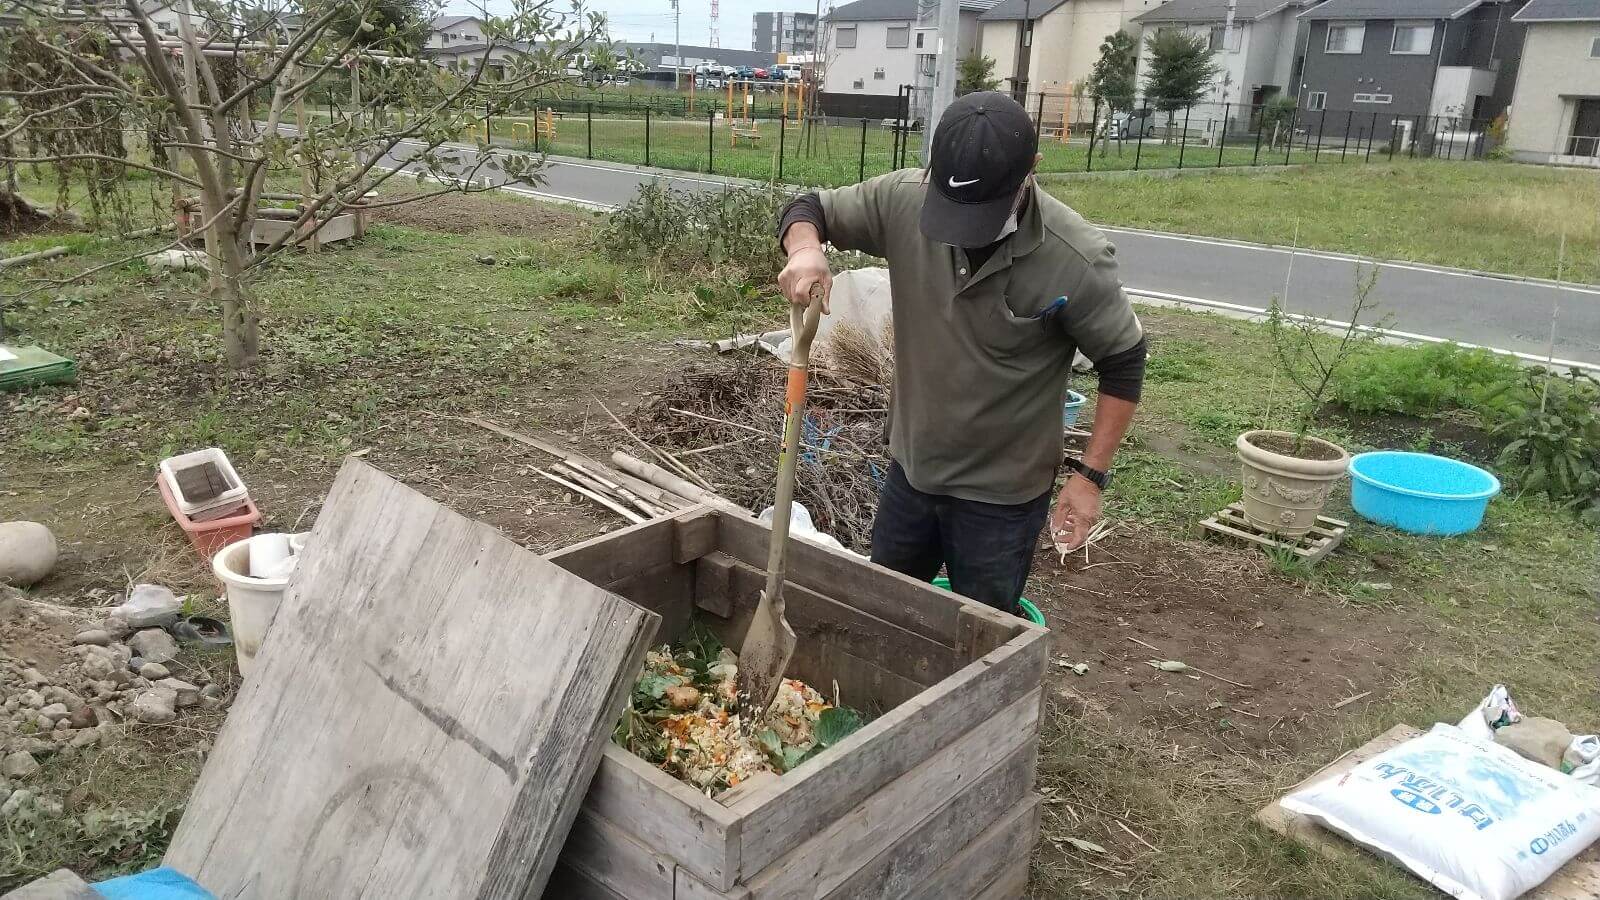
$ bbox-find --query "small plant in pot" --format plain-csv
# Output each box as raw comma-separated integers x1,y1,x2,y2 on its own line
1240,268,1382,536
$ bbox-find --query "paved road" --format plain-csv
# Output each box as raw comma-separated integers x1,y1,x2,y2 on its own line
377,139,1600,369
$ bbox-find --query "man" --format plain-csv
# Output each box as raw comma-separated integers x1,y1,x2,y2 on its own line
775,91,1146,614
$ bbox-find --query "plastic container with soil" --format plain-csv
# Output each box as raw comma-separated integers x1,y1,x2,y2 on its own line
212,535,292,676
159,447,250,521
158,475,260,559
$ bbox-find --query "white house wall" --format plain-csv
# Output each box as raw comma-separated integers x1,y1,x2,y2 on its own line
823,20,919,94
983,20,1022,85
1507,21,1600,161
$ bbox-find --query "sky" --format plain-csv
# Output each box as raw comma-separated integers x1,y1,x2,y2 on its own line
445,0,829,51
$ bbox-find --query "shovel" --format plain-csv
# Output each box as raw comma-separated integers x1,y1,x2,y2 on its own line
738,294,826,716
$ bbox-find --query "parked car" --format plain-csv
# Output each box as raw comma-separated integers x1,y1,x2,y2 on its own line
1111,108,1157,139
752,67,769,79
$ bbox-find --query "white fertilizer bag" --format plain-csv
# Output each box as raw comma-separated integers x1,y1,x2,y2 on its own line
1281,723,1600,900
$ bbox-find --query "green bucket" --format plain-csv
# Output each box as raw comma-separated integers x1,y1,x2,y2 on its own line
931,577,1045,627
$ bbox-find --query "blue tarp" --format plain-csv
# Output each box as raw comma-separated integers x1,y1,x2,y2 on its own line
94,867,214,900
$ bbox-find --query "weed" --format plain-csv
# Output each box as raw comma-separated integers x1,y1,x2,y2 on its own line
603,182,787,282
1488,368,1600,520
1329,342,1522,419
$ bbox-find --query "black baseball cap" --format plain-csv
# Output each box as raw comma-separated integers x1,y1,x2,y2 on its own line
920,91,1039,248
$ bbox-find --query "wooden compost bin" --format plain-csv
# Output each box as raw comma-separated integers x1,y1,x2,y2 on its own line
544,507,1050,900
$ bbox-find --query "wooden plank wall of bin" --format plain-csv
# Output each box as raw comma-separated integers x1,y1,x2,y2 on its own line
545,508,1050,900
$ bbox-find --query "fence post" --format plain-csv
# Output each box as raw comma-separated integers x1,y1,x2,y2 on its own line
858,117,868,181
1086,96,1101,172
1134,110,1146,171
1388,117,1398,161
1365,111,1378,161
1177,104,1192,169
1252,103,1265,166
645,106,652,166
708,107,715,174
1035,92,1045,144
485,104,493,145
1216,102,1229,167
587,103,593,159
1314,111,1325,160
1340,110,1353,161
1284,108,1297,165
779,114,786,181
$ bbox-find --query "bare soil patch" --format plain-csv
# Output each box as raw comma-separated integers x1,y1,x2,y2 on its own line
371,189,589,236
1030,532,1418,755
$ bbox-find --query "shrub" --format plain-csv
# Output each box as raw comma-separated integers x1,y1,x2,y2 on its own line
1488,369,1600,521
602,182,786,281
1329,342,1523,419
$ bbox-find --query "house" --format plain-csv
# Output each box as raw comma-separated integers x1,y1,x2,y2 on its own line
426,14,488,50
1505,0,1600,165
820,0,992,97
980,0,1157,96
1132,0,1319,110
1297,0,1526,144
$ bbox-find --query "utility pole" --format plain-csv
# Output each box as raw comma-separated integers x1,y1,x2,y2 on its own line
670,0,681,91
920,0,960,163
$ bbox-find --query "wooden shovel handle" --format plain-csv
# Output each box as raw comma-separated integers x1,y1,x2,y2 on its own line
761,298,825,612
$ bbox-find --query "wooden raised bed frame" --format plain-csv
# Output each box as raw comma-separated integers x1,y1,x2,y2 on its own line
545,507,1050,900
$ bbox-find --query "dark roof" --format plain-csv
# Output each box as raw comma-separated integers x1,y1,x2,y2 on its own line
980,0,1070,20
826,0,996,21
1133,0,1296,22
1513,0,1600,20
1299,0,1485,18
430,14,481,30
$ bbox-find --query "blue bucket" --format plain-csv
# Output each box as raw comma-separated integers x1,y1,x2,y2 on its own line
1348,451,1500,536
1062,390,1087,429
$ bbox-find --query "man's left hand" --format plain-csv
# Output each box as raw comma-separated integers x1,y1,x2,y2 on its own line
1051,474,1101,554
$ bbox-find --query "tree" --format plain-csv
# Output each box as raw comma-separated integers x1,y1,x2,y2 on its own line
956,54,1000,96
328,0,430,55
0,0,608,369
1259,94,1297,149
1088,31,1136,114
1141,29,1220,137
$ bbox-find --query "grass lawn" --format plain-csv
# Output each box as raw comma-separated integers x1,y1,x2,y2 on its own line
2,183,1596,897
1045,160,1600,283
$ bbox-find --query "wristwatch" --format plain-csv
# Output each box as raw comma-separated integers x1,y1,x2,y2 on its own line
1064,457,1113,491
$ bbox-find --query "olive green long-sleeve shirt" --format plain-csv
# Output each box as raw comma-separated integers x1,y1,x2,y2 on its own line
816,169,1143,505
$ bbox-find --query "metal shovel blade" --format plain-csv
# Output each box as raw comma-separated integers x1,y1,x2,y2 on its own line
737,589,797,718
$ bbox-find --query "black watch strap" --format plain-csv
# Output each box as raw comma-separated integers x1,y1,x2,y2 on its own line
1065,457,1112,491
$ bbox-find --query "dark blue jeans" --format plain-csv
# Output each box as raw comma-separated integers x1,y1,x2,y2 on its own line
869,462,1052,615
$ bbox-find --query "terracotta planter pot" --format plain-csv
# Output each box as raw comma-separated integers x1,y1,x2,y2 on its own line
1235,430,1350,537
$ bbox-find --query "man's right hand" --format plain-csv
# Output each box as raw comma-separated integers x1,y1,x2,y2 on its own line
778,222,832,314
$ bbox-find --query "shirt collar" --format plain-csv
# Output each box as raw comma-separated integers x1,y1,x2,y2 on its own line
1010,181,1045,259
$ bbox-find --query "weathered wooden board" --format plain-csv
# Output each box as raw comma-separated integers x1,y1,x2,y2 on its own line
548,514,678,586
904,796,1040,900
1,869,98,900
823,736,1038,899
553,813,677,900
546,863,628,900
166,460,659,899
696,552,962,686
744,690,1042,899
729,633,1049,882
972,857,1030,900
1258,723,1600,900
582,746,743,892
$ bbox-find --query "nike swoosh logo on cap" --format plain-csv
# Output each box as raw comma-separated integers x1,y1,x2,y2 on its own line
948,176,979,187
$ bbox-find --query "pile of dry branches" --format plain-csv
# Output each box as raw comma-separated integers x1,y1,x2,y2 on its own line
632,326,895,553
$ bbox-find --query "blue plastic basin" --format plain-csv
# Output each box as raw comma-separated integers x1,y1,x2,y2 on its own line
1062,390,1087,429
1347,451,1500,536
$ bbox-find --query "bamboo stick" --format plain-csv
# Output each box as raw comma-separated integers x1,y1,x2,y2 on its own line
611,451,748,514
535,468,646,524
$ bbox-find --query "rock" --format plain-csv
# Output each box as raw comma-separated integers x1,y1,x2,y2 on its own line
66,707,95,730
200,683,223,699
36,703,68,722
16,690,43,710
138,662,170,680
68,728,101,750
1495,717,1573,769
0,522,57,587
131,688,177,724
41,687,83,708
2,789,33,818
81,653,116,681
157,678,200,708
128,629,178,664
19,668,48,687
1,751,39,779
105,584,182,631
1,698,13,713
34,714,53,732
126,656,144,672
73,629,111,646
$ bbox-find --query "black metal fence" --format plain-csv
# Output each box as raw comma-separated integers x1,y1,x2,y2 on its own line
455,86,1503,188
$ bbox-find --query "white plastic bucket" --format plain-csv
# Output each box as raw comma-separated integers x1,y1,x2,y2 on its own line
212,535,291,676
